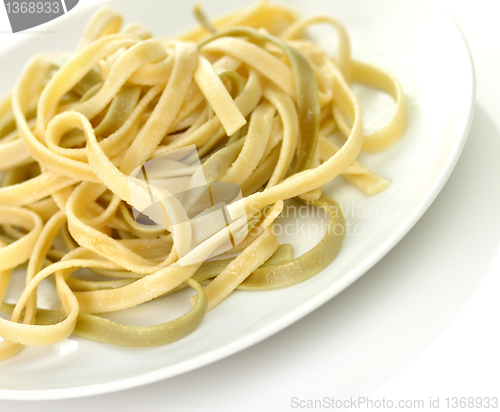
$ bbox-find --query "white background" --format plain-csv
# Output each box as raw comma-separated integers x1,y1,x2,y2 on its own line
0,0,499,410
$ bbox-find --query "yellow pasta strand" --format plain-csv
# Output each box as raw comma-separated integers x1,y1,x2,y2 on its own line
0,1,406,360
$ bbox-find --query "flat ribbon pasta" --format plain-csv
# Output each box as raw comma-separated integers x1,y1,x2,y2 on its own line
0,0,406,361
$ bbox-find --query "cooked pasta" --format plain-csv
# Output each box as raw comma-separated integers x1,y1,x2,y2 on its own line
0,0,406,361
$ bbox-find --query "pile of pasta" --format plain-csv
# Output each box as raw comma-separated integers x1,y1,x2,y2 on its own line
0,0,405,361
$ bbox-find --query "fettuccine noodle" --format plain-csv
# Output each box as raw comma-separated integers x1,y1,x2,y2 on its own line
0,0,405,361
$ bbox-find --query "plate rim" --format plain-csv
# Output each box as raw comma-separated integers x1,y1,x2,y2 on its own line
0,0,475,400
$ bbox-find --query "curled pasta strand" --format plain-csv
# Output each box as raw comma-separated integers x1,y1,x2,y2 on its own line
0,2,406,359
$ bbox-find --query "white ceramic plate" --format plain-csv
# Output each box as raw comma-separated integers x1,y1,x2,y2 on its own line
0,0,474,399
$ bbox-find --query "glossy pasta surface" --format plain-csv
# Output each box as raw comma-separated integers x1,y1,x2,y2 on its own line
0,0,405,361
